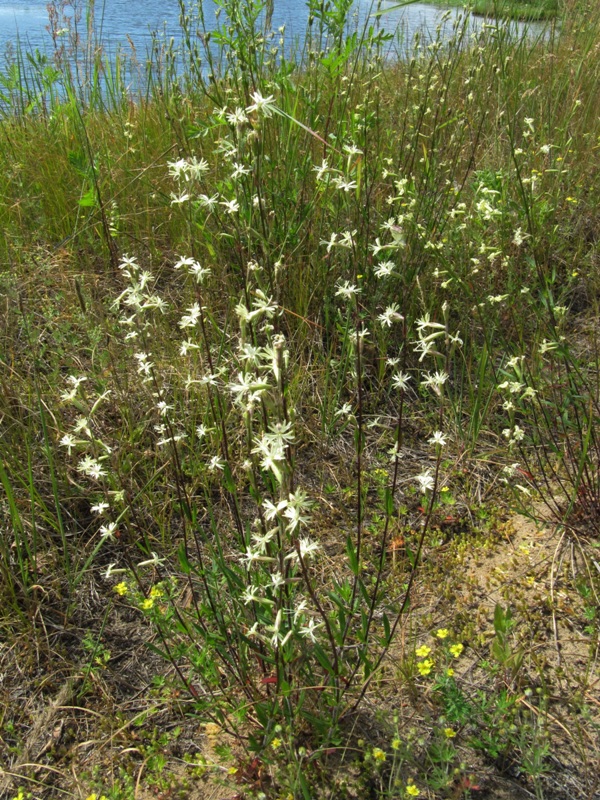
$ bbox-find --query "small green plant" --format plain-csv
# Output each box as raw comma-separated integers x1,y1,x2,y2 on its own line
491,604,524,681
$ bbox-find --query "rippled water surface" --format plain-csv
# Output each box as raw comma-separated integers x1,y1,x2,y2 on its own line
0,0,546,65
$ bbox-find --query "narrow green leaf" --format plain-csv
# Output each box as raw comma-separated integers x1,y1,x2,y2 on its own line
346,535,359,575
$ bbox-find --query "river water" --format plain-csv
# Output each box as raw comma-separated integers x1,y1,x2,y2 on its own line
0,0,548,67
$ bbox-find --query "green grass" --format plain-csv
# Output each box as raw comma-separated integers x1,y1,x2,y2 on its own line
434,0,559,20
470,0,559,20
1,0,600,797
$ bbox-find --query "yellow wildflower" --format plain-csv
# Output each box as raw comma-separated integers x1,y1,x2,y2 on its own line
114,582,128,596
444,728,456,738
141,597,154,610
415,644,431,658
436,628,450,639
406,784,420,797
372,747,386,763
449,643,464,658
417,659,434,676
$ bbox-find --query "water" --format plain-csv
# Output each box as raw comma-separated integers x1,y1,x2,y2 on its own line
0,0,548,65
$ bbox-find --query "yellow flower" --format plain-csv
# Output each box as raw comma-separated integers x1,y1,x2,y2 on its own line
372,747,386,763
444,728,456,738
271,737,283,750
114,582,128,596
449,643,464,658
150,585,164,599
141,597,154,610
417,659,434,676
406,784,420,797
446,668,455,677
436,628,450,639
415,644,431,658
391,737,401,750
227,767,238,775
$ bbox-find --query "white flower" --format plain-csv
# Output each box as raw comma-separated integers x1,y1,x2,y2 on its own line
77,456,107,480
252,527,278,552
512,425,525,441
339,230,357,248
229,372,270,405
283,490,312,533
343,143,363,156
60,433,80,454
299,617,323,643
67,374,87,388
226,107,249,127
231,162,251,180
61,387,78,402
335,402,354,418
208,455,225,472
428,431,447,447
313,159,329,181
378,304,403,327
220,198,239,214
263,499,288,520
321,232,338,253
91,501,110,515
179,303,201,329
242,585,263,605
198,193,219,210
103,563,126,579
252,434,286,483
513,227,526,247
170,191,191,205
188,262,211,284
502,463,520,477
196,424,213,440
391,372,411,392
239,548,274,567
415,470,435,494
270,571,285,590
374,260,395,278
73,417,92,438
333,177,357,192
119,254,139,271
99,522,118,541
539,339,559,354
156,401,172,416
167,158,188,180
173,255,196,270
335,280,361,300
186,156,209,180
246,91,276,117
421,371,449,393
138,552,166,568
286,537,320,561
180,339,200,356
